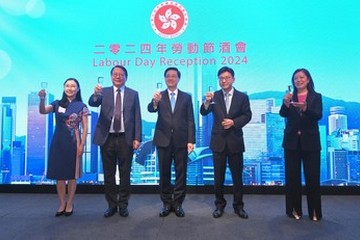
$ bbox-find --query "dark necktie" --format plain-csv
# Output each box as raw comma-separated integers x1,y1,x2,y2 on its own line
113,88,121,132
170,92,175,113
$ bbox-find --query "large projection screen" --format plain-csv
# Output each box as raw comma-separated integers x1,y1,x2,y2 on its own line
1,0,359,187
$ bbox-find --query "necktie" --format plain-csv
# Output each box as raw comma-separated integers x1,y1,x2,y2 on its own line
170,92,175,113
113,88,121,132
225,92,231,114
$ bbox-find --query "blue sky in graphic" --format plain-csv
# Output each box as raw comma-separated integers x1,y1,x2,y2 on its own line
0,0,359,135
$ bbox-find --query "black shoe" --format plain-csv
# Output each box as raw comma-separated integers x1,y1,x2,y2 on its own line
55,209,65,217
174,206,185,217
55,204,66,217
104,207,117,218
119,208,129,217
64,205,74,217
213,208,224,218
159,206,171,217
234,208,248,219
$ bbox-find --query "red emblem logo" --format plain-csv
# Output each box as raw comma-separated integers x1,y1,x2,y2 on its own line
150,1,189,39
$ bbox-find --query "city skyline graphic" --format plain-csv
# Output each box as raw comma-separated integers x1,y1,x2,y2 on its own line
1,86,359,186
1,0,360,187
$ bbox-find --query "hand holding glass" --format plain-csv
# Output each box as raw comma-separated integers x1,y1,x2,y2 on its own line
96,77,104,95
287,85,294,104
39,82,47,100
38,89,46,99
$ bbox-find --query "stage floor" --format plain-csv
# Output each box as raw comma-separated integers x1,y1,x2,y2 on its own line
0,193,359,240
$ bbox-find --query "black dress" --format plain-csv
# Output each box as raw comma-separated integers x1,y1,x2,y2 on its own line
46,100,88,180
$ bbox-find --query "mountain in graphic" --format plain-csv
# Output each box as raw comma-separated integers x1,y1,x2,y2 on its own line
248,91,360,131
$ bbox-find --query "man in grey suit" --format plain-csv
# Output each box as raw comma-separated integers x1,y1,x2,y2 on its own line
148,67,195,218
200,66,252,219
88,65,142,218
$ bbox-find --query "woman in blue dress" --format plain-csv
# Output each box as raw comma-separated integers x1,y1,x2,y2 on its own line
38,78,88,217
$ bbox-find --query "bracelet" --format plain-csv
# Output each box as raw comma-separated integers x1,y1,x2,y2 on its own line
40,97,46,100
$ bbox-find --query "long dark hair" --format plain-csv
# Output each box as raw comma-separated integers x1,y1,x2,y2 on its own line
59,78,83,108
292,68,316,95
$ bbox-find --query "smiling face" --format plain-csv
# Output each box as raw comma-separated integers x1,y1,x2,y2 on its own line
64,80,79,100
165,69,180,91
111,66,127,88
293,70,310,92
218,70,234,92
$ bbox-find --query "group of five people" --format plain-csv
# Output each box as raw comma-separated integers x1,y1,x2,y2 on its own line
38,65,322,221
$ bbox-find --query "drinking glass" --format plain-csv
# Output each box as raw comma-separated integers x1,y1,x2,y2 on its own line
96,76,104,96
41,81,48,90
208,86,215,104
287,85,294,103
156,82,162,92
40,82,48,102
97,76,104,85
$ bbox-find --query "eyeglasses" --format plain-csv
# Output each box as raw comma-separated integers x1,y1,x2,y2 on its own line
165,74,178,78
218,76,232,81
112,73,125,78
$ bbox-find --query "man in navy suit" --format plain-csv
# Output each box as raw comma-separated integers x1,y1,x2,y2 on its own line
88,65,142,218
148,67,195,217
200,66,252,219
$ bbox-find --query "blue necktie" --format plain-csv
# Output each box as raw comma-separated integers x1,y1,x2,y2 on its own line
170,92,175,113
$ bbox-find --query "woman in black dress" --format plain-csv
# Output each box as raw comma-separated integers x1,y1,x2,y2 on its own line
39,78,88,216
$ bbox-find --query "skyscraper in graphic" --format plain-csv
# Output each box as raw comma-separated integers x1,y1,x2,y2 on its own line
328,148,348,180
0,97,16,183
243,123,267,160
243,160,261,185
26,92,54,182
79,111,100,183
266,110,284,158
327,128,360,182
244,99,277,160
194,65,217,147
328,106,347,135
348,150,360,183
325,105,360,184
12,138,25,177
319,125,328,182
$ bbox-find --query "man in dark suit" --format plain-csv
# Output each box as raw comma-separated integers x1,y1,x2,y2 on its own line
148,67,195,218
200,66,252,219
88,65,142,218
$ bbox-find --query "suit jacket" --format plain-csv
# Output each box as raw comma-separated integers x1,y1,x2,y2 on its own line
148,89,195,148
88,86,142,146
200,88,252,153
279,91,322,151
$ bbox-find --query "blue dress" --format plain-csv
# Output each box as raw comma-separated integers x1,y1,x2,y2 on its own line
46,100,88,180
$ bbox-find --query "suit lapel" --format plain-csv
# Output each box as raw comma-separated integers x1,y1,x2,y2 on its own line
162,90,172,113
105,87,115,116
123,87,128,112
228,90,235,115
173,90,183,114
217,90,227,115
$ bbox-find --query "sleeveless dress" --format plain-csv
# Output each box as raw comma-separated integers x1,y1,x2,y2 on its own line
46,100,89,180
